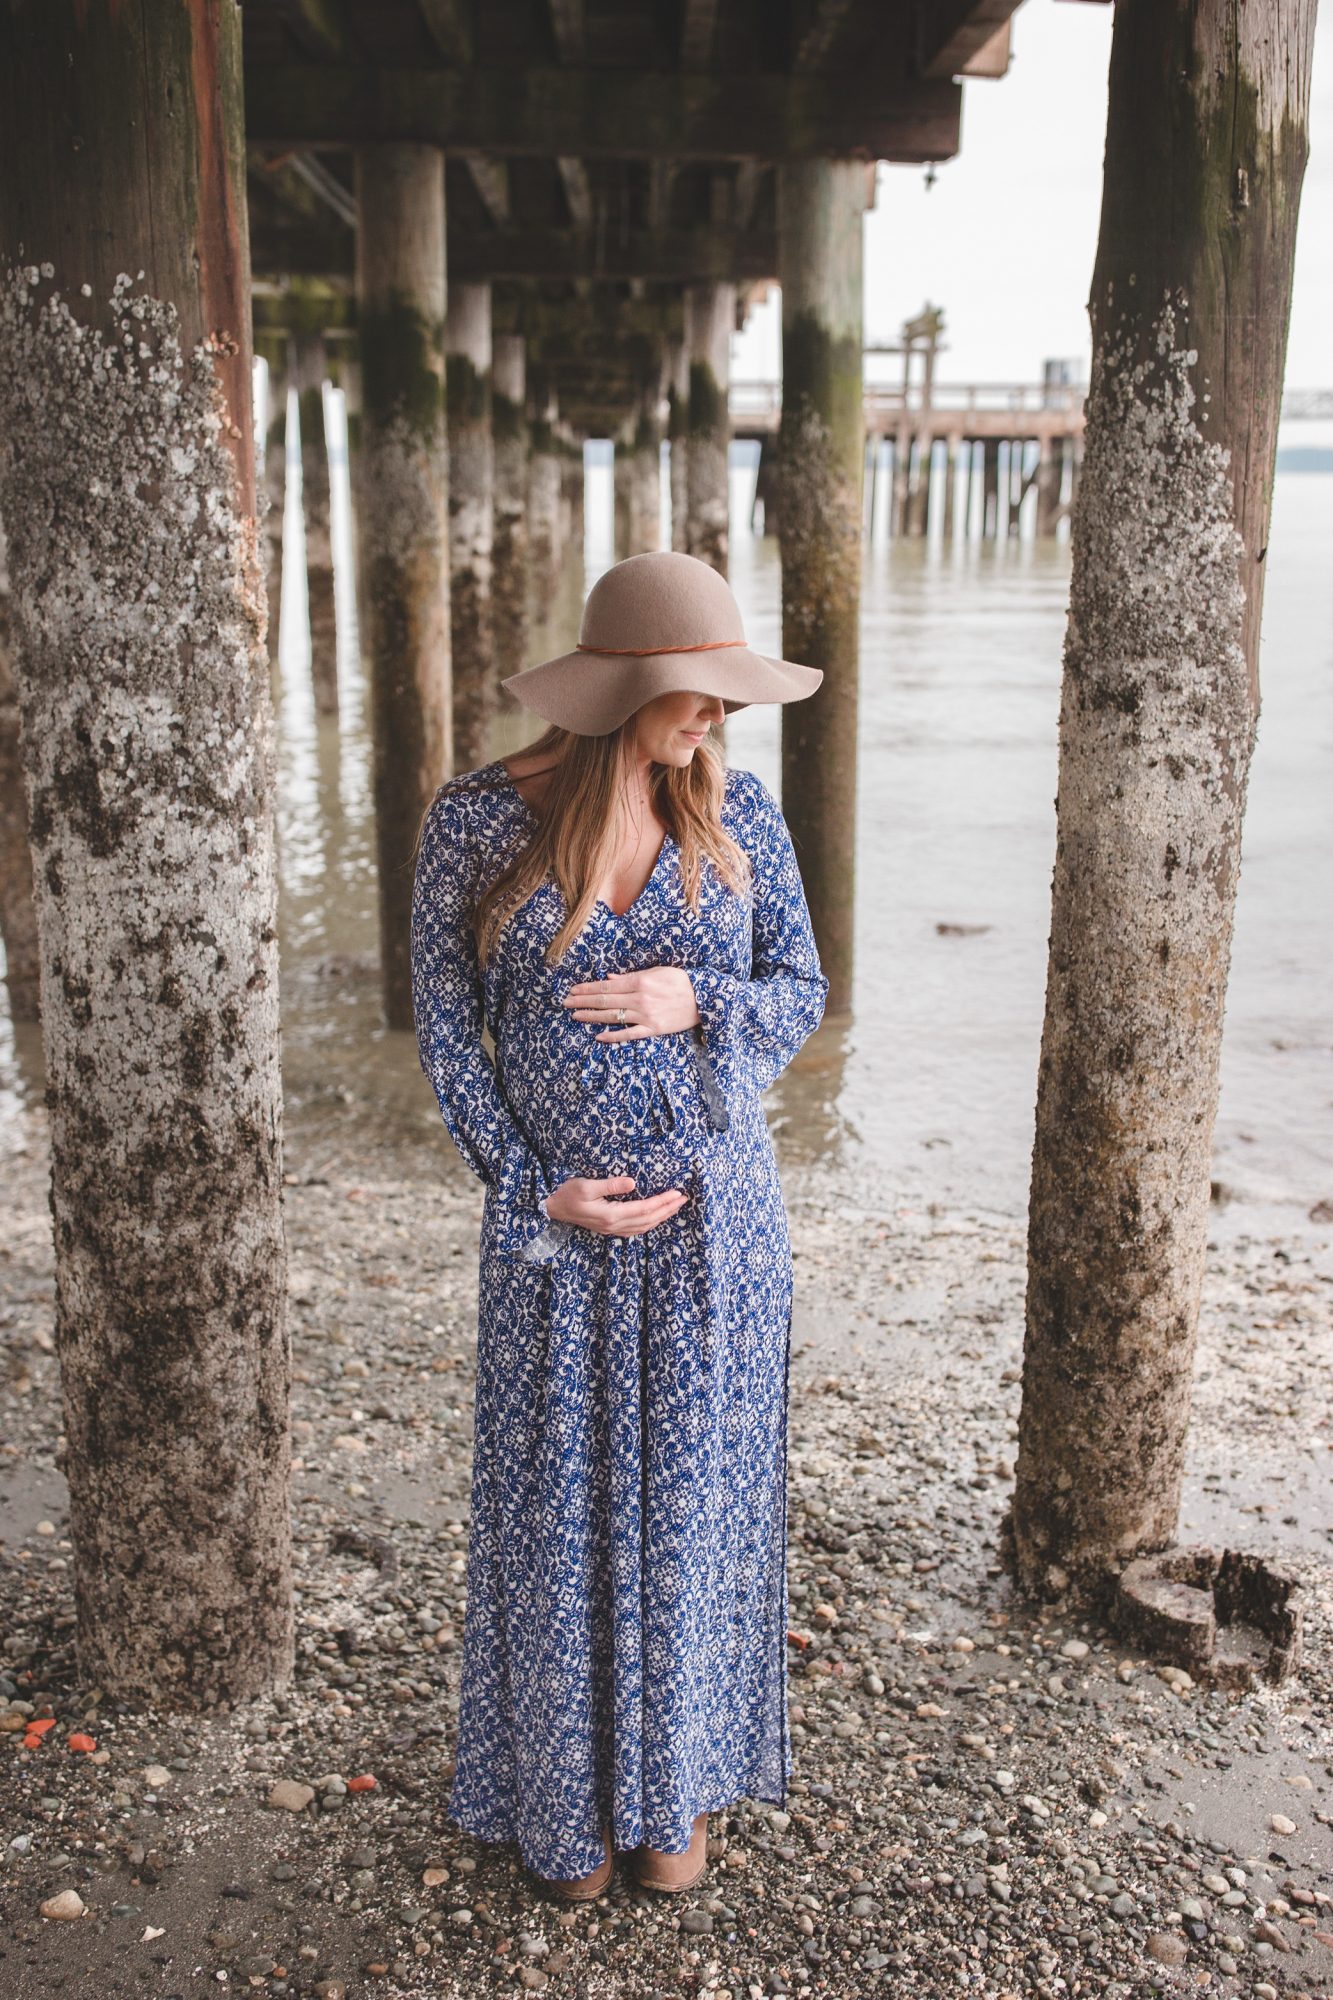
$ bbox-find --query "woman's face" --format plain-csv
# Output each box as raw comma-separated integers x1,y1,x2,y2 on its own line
631,689,727,768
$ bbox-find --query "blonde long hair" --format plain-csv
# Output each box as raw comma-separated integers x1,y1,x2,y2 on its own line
422,718,753,969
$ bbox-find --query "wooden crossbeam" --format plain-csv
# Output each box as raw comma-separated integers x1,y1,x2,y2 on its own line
463,154,510,226
249,220,778,284
557,156,593,227
792,0,859,71
243,66,962,161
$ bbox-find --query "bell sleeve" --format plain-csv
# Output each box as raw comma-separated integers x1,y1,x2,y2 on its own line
684,771,829,1099
410,783,573,1265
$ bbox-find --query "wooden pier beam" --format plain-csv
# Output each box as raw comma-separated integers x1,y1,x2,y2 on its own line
354,142,451,1031
492,332,530,684
982,440,1000,538
777,158,864,1019
1004,0,1317,1609
0,0,292,1706
293,328,338,712
447,282,496,771
684,279,734,575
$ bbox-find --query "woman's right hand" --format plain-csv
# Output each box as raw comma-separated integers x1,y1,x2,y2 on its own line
545,1174,689,1237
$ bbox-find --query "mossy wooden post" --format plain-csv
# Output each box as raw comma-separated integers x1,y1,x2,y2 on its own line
354,143,450,1033
254,328,289,665
684,280,734,575
0,515,40,1021
492,332,529,686
777,159,864,1019
1035,434,1062,537
527,375,561,618
292,329,338,714
1003,0,1316,1609
447,281,495,772
0,0,292,1706
667,335,689,552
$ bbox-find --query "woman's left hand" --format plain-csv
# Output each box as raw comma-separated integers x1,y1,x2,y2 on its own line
562,966,702,1041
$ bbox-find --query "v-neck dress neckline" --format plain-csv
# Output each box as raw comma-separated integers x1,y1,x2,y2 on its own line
488,756,677,922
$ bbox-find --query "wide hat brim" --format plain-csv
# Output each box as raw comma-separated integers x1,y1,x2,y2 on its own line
500,645,823,737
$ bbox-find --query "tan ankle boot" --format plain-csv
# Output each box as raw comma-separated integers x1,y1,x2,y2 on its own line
633,1810,709,1893
539,1825,614,1902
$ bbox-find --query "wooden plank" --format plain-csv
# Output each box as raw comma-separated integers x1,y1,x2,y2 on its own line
243,65,963,161
249,220,779,282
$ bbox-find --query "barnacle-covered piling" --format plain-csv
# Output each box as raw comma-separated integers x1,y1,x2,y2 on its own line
1005,0,1316,1609
0,0,291,1706
776,159,865,1018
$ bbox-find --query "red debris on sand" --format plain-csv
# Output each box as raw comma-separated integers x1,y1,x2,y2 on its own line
347,1773,377,1792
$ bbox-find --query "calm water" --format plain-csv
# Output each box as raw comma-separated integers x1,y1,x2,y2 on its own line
2,411,1330,1240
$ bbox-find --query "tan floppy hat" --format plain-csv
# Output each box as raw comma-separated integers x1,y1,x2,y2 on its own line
500,550,823,736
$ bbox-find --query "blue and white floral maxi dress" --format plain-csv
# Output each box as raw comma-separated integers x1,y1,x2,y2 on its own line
410,757,828,1881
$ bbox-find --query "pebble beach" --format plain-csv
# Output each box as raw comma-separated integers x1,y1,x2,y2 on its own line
3,1123,1332,2000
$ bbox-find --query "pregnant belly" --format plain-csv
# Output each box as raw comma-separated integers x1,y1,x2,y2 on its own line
498,1016,719,1187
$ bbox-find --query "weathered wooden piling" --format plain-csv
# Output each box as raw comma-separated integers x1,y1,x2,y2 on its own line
982,440,1000,538
527,377,562,618
776,159,864,1017
1004,0,1316,1609
293,328,338,712
492,332,529,684
667,335,689,552
752,435,780,538
0,516,39,1022
629,359,665,554
684,279,734,574
447,281,495,772
613,427,634,559
353,143,451,1031
254,328,288,663
0,0,291,1705
1035,434,1063,536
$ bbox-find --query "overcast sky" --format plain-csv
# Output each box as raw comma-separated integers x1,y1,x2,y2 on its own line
734,0,1333,391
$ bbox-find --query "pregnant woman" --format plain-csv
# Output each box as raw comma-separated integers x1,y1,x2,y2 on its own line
410,551,828,1901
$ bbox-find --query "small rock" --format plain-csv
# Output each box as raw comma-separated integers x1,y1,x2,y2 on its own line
1269,1813,1297,1836
40,1890,86,1921
267,1779,316,1813
1145,1933,1188,1967
1060,1640,1089,1660
142,1764,172,1788
680,1910,713,1935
